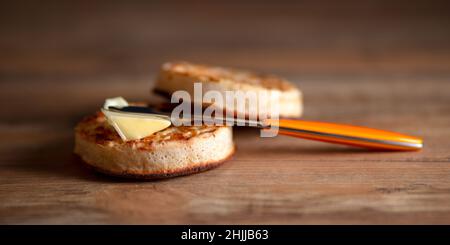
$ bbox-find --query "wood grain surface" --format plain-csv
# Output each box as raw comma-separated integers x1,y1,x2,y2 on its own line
1,1,450,224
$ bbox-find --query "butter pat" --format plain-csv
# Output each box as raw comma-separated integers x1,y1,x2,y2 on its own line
103,96,129,110
102,109,171,141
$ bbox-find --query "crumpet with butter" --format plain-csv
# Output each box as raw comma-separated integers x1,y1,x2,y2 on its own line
74,111,235,179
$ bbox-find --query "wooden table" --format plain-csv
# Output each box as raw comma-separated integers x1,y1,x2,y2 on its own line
1,1,450,224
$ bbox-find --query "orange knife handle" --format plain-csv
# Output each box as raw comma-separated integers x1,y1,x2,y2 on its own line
264,119,423,151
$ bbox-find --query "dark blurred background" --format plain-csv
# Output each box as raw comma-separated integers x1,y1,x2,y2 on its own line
1,0,449,122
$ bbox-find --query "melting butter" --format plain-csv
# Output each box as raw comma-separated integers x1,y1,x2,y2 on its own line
102,109,171,141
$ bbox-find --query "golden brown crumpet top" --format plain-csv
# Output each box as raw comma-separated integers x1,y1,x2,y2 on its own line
158,61,297,91
75,112,222,150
